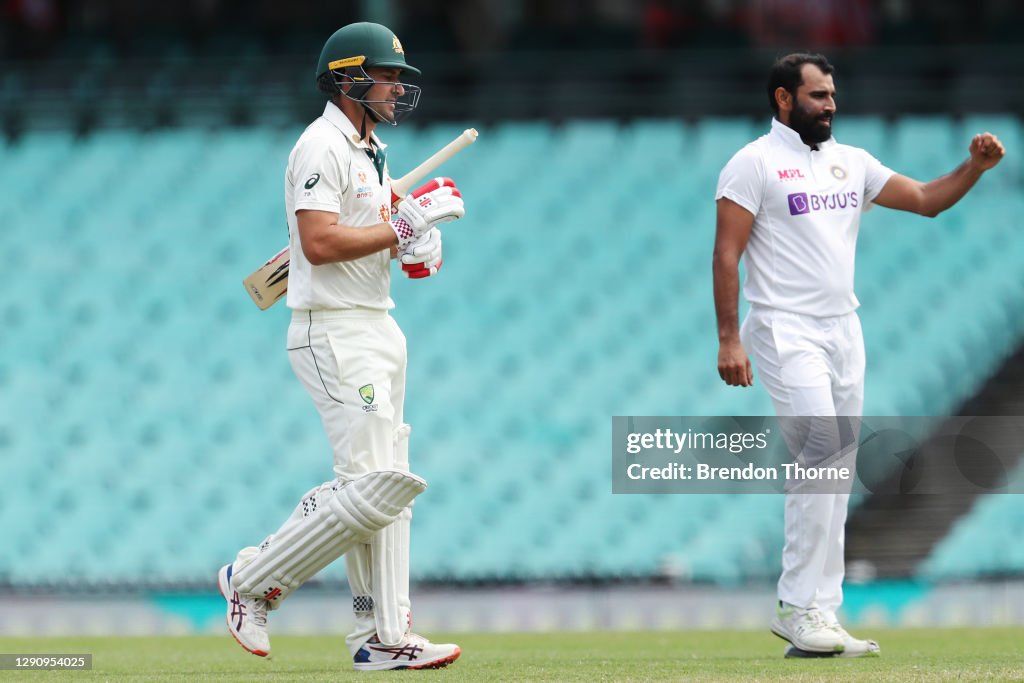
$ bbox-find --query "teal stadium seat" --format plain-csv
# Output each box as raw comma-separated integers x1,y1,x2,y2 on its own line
836,116,887,154
920,458,1024,580
889,116,961,179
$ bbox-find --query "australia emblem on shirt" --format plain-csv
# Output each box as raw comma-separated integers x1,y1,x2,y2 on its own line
359,384,378,413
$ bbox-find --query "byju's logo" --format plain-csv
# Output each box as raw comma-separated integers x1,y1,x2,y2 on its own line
788,193,811,215
787,191,859,216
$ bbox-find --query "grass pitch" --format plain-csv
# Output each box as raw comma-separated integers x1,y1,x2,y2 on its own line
1,628,1022,681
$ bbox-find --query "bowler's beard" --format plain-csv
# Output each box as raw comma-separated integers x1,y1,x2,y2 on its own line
789,101,833,146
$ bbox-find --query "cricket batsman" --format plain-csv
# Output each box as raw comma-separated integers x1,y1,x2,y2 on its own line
217,22,463,670
713,53,1005,657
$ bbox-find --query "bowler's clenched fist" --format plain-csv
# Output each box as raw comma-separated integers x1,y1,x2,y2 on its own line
969,132,1006,171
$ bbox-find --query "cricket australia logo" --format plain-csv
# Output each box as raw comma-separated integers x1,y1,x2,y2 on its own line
359,384,378,412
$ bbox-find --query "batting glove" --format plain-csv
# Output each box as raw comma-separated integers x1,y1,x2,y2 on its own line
400,228,443,279
390,177,464,249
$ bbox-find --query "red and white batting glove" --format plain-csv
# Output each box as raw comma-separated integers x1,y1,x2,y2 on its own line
399,227,443,279
390,177,464,249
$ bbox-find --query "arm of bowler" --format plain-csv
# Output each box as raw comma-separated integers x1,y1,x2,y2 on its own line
713,197,755,387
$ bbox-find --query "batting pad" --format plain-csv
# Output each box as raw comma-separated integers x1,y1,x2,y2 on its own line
372,424,414,644
372,506,413,643
233,469,426,604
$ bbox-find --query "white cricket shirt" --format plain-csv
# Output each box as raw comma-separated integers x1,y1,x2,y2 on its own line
716,118,895,316
285,102,394,310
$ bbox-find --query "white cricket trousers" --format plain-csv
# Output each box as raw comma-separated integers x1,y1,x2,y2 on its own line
741,305,864,615
287,308,407,478
287,308,410,652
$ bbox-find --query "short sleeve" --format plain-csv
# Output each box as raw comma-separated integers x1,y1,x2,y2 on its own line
860,149,896,203
292,137,349,213
715,146,765,217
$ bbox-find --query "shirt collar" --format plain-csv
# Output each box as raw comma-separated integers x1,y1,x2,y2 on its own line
322,101,387,152
770,117,834,151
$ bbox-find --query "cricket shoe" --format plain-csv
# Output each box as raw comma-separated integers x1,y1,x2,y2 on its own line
770,602,845,654
826,622,880,658
353,633,461,670
781,618,879,658
784,628,880,658
217,564,271,657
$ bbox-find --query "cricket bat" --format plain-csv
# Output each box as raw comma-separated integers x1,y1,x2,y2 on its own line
243,128,479,310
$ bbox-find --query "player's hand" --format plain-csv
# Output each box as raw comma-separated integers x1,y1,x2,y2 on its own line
390,177,464,249
968,132,1006,172
399,227,443,279
718,340,753,387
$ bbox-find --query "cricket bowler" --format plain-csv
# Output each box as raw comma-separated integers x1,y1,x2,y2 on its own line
713,53,1005,657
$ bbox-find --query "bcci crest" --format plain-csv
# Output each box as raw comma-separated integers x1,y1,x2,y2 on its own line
359,384,378,412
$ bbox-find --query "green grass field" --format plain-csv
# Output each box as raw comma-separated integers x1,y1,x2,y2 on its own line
2,629,1023,682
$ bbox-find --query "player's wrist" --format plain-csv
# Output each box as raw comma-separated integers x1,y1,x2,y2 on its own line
964,157,988,175
389,215,417,249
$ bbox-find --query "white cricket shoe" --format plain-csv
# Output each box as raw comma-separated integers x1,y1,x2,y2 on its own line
217,564,271,657
353,633,461,670
828,622,880,658
784,628,880,658
770,602,845,654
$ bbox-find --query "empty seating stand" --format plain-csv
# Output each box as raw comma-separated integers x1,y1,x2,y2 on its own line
1,115,1022,586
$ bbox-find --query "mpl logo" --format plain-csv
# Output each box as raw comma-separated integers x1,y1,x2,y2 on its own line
777,169,806,181
787,191,859,216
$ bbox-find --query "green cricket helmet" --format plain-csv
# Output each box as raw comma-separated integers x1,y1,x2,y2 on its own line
315,22,421,125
